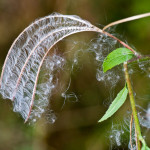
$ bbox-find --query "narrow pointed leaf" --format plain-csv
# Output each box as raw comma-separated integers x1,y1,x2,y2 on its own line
141,138,150,150
142,145,150,150
103,48,134,72
98,86,128,122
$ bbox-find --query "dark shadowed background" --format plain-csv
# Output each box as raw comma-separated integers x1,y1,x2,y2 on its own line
0,0,150,150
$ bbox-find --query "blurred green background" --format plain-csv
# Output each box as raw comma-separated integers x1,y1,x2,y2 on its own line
0,0,150,150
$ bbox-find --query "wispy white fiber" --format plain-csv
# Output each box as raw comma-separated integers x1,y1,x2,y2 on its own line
0,13,101,122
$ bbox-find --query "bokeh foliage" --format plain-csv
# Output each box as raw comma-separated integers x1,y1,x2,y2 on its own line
0,0,150,150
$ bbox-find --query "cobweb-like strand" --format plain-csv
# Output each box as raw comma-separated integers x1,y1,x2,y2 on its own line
0,13,102,122
28,54,65,123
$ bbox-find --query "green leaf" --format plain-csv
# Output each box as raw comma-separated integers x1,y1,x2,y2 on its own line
142,145,150,150
98,86,128,122
103,48,134,72
140,137,150,150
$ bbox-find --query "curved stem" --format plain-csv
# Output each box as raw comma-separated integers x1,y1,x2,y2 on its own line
124,62,142,150
103,12,150,31
103,31,138,56
94,26,140,56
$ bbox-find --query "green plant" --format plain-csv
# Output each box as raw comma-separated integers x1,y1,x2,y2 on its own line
98,13,150,150
0,12,150,149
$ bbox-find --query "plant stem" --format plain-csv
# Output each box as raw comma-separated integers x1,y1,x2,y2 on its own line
94,27,140,56
103,31,138,55
130,114,133,150
124,62,142,150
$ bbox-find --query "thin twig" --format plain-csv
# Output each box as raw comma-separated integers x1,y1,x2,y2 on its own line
130,114,133,150
124,62,142,150
102,31,139,56
135,126,138,150
103,12,150,31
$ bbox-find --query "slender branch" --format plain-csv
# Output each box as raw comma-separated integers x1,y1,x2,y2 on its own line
94,27,140,56
103,12,150,32
103,31,139,56
130,114,133,150
135,126,138,150
124,62,142,150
